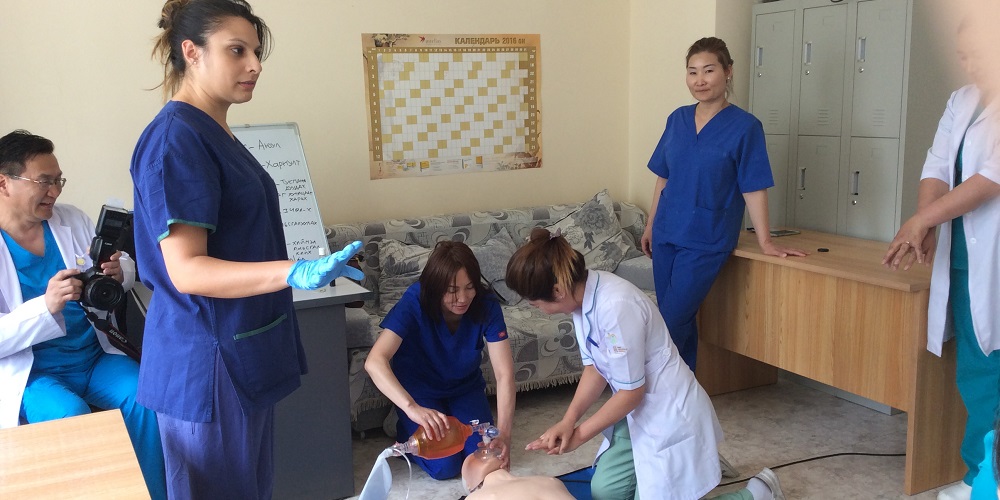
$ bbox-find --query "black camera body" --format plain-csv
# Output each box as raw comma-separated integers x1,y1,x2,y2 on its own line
76,205,133,311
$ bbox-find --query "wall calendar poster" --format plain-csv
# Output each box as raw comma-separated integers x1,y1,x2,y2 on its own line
363,33,541,179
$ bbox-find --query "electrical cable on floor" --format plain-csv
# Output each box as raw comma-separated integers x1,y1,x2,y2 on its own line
716,451,907,487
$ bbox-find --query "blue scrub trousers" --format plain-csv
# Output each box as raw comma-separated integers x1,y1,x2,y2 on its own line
395,387,494,480
20,352,167,500
157,351,275,500
951,209,1000,486
952,265,1000,486
652,242,732,372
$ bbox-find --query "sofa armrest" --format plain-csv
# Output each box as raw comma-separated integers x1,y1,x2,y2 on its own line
613,255,654,291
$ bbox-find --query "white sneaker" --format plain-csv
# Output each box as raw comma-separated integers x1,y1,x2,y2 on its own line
753,468,785,500
719,453,741,478
937,481,972,500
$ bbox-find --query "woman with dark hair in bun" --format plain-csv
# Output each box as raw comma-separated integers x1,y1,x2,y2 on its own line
507,228,784,500
130,1,362,497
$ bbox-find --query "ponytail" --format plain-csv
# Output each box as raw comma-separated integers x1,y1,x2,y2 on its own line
505,228,587,301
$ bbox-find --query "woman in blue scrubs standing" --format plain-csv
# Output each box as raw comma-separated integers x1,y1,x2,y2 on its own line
640,37,805,372
365,241,515,480
131,1,362,498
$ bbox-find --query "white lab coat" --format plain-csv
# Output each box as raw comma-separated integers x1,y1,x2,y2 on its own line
922,85,1000,357
575,271,723,500
0,204,135,428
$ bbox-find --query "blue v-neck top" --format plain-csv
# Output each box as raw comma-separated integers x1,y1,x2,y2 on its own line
647,104,774,252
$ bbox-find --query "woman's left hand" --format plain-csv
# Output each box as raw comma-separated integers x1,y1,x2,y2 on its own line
759,241,808,258
883,215,932,270
488,433,512,469
100,251,125,284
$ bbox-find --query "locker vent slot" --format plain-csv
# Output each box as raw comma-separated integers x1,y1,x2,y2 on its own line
816,109,831,126
767,109,781,126
871,109,887,127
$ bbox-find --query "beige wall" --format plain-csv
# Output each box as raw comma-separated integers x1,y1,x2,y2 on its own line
0,1,739,225
627,1,718,213
0,0,632,224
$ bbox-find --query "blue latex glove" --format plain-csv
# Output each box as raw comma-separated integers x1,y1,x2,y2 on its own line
286,241,365,290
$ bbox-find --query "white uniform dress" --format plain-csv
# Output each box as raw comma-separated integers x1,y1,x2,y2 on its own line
921,85,1000,357
0,204,134,428
575,271,723,500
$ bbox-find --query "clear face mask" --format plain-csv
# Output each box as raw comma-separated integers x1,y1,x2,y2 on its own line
462,447,502,494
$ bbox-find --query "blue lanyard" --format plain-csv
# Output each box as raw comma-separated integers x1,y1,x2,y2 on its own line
584,274,600,349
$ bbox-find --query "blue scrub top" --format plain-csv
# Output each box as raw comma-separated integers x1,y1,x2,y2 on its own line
131,101,305,422
647,104,774,252
381,283,507,399
1,222,101,375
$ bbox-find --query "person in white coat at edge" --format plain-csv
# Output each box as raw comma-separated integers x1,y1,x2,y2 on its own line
883,18,1000,500
0,130,166,499
505,227,784,500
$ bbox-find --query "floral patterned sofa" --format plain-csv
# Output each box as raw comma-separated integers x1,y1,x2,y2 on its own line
325,190,654,434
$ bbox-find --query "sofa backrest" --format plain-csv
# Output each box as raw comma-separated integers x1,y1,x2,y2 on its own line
325,200,647,311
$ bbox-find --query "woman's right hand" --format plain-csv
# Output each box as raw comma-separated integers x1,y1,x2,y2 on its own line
525,418,575,454
404,404,449,441
640,226,653,258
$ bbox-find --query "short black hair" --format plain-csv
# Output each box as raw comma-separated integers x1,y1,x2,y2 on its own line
0,130,54,177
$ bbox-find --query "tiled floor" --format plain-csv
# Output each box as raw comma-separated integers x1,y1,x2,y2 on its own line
349,379,961,499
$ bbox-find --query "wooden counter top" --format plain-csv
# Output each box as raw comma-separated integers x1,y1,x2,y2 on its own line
733,230,932,292
0,410,149,499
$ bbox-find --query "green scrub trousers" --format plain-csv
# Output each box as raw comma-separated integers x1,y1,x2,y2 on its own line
591,419,755,500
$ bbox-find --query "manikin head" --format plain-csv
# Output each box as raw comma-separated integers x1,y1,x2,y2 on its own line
461,448,503,494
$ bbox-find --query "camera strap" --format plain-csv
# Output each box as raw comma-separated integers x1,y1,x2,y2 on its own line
82,308,141,361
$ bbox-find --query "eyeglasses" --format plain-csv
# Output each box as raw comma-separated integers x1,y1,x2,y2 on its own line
5,174,67,189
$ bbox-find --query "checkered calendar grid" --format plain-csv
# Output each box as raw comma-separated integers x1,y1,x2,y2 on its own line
369,48,538,163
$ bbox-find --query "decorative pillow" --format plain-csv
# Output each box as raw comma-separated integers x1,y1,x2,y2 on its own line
545,189,630,272
376,239,430,316
469,227,521,306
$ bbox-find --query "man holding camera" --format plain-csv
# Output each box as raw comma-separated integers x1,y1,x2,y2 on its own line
0,130,166,499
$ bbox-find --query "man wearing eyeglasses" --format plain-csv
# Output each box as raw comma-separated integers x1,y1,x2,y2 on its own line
0,130,166,498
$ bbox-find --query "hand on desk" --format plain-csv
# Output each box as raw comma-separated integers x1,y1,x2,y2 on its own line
883,216,935,271
286,241,364,290
759,241,809,258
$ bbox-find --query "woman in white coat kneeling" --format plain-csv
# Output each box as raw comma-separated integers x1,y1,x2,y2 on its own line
505,227,783,500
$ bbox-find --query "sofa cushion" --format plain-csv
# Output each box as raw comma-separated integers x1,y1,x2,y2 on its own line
376,239,429,316
469,227,521,305
545,189,630,272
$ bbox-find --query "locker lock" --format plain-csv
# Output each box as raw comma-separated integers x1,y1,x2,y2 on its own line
852,200,858,205
858,67,865,73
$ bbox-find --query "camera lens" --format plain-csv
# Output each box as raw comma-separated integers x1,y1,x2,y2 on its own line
81,275,125,311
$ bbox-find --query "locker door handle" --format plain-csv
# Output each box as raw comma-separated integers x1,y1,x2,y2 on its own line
856,37,867,62
851,170,861,196
803,42,813,66
756,46,764,68
799,168,807,190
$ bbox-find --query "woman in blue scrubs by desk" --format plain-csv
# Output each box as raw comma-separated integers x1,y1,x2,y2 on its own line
365,241,515,480
640,37,805,372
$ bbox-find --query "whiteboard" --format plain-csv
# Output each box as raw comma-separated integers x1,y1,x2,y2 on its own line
231,123,330,262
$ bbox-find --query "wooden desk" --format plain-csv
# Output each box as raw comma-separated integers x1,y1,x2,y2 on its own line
0,410,149,499
696,230,965,495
